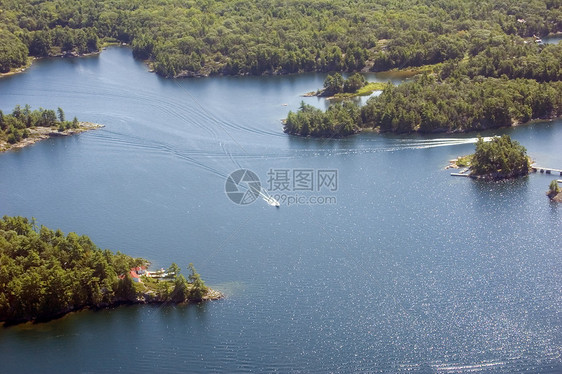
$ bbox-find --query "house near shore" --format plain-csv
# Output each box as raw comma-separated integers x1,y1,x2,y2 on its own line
118,266,148,283
119,266,175,282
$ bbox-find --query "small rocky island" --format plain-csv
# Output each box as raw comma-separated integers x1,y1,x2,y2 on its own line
449,135,531,180
0,216,221,325
0,105,103,152
547,180,562,202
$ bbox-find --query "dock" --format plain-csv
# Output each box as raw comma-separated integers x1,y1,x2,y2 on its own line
450,168,471,177
531,165,562,176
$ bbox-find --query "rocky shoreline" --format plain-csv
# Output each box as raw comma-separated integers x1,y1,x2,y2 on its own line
548,191,562,202
2,288,223,326
1,50,103,79
139,288,223,304
0,122,104,153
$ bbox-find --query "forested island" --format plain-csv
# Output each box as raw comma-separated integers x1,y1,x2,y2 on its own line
0,216,220,325
0,105,103,152
449,135,531,180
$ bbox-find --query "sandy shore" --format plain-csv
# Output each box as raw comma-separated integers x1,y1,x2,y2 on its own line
0,122,104,153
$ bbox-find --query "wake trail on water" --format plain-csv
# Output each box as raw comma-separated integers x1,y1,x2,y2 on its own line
85,76,494,201
173,81,283,140
89,130,229,180
52,79,225,142
266,137,492,158
392,136,492,149
169,80,287,206
91,128,489,167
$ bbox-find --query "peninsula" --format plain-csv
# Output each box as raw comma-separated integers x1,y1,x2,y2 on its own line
0,105,103,153
0,216,221,325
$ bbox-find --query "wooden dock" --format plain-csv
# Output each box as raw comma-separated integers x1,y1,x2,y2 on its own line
450,168,471,177
531,165,562,176
451,172,471,177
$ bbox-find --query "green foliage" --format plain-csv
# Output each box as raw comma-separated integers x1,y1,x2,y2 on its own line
322,73,345,97
0,216,144,323
284,101,360,137
187,263,207,301
0,217,211,323
115,274,137,302
0,0,560,77
26,27,99,57
549,180,561,194
360,76,562,133
470,135,530,179
304,74,562,138
0,31,28,73
456,155,473,167
57,107,65,122
322,73,367,96
355,82,388,96
167,262,180,278
343,73,367,93
0,105,77,144
169,274,189,303
441,36,562,82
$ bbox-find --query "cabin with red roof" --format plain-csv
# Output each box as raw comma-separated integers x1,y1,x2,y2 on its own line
118,266,147,283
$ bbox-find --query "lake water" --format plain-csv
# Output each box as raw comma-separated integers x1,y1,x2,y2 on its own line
543,34,562,44
0,47,561,373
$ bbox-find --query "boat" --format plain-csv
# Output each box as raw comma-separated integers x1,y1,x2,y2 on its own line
266,197,280,207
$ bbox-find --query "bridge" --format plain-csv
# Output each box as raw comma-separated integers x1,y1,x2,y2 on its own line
531,165,562,176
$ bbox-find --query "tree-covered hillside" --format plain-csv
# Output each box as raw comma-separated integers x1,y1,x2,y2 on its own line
0,0,560,77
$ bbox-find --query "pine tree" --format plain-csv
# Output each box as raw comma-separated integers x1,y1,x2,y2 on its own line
57,107,65,123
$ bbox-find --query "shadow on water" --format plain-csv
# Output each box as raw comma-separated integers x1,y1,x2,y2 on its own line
146,301,213,335
286,132,361,150
31,52,102,75
466,176,533,232
0,303,142,348
469,176,530,205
